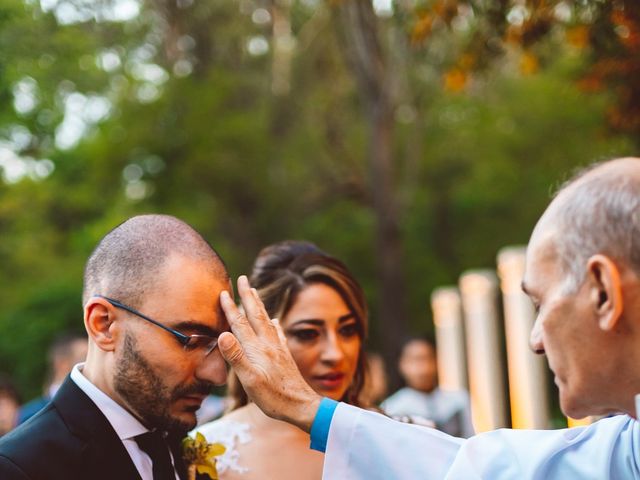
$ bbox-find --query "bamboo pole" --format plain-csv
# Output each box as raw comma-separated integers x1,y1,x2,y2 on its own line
497,246,551,429
459,270,509,432
431,287,468,391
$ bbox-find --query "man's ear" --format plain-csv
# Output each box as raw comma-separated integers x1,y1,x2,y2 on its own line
586,254,623,331
84,297,119,352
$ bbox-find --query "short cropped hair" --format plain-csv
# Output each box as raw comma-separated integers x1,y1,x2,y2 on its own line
83,215,227,308
552,160,640,292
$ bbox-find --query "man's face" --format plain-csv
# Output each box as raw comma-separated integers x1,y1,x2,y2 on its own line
523,233,613,418
399,340,438,393
112,254,229,434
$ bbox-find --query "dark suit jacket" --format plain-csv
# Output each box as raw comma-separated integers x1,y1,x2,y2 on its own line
0,376,188,480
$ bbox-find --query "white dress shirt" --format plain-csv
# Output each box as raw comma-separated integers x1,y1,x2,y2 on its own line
71,364,180,480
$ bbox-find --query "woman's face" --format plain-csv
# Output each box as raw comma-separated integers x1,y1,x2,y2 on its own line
281,283,362,401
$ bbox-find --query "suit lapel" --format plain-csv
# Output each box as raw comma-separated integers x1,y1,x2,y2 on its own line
53,377,143,480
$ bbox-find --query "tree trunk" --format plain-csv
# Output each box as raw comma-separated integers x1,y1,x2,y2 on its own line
332,0,409,385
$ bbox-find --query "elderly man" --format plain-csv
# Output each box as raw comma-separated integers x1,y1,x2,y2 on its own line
0,215,229,480
218,157,640,478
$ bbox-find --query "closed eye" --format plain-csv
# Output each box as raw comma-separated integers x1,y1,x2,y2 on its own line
183,335,218,351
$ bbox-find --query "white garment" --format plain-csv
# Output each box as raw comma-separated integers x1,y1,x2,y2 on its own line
193,418,252,474
70,364,180,480
382,387,474,438
323,402,640,479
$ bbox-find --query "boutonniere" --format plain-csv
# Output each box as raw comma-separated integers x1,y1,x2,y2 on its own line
182,432,226,480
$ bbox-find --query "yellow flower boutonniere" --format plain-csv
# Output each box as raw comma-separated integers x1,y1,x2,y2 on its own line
182,432,226,480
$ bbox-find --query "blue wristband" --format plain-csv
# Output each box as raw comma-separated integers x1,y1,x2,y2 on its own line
309,397,339,452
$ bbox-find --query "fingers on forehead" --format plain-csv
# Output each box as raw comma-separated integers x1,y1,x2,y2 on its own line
220,290,255,342
236,277,278,340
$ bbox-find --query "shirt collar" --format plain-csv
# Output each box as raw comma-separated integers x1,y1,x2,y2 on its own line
70,363,148,441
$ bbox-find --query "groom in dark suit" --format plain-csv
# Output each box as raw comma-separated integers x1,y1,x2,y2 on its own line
0,215,230,480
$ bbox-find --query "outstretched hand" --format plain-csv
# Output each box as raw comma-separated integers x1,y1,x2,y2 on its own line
218,275,321,433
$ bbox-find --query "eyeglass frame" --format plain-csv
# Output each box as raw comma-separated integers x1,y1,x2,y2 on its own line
95,295,220,356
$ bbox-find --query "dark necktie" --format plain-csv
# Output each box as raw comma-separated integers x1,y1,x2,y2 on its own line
134,430,176,480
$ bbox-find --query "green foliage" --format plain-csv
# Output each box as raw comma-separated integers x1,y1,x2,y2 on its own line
0,277,84,399
403,65,632,327
0,0,634,399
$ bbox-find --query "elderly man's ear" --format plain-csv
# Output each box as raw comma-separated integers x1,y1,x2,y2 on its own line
84,298,119,352
586,254,624,331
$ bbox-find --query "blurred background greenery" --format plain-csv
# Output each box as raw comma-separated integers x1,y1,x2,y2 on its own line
0,0,637,399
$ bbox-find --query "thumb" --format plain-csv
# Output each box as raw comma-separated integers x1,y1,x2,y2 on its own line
218,332,250,374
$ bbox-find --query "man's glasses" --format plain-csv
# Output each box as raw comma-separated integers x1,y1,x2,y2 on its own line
96,295,219,356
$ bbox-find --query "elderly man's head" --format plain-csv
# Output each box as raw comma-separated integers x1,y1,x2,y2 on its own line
82,215,230,434
523,157,640,419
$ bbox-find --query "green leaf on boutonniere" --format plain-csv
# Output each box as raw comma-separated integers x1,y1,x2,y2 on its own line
182,432,226,480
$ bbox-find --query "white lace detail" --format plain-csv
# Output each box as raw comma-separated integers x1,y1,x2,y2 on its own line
193,420,252,474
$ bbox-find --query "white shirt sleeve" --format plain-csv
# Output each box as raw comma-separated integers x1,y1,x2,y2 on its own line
323,403,463,479
322,403,640,479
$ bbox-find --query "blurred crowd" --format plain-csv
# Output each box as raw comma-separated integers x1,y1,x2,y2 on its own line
0,332,88,437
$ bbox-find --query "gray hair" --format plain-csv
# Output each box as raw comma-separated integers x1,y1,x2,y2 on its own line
552,160,640,292
83,214,227,308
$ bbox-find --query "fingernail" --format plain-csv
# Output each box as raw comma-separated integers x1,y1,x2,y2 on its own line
218,332,232,350
238,275,248,287
220,291,230,302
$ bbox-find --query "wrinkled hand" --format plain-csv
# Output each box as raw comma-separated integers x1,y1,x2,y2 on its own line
218,275,321,432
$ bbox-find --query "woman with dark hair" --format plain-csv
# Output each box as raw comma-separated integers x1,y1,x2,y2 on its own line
194,240,369,479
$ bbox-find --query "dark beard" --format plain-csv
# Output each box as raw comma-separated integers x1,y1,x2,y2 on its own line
114,333,213,436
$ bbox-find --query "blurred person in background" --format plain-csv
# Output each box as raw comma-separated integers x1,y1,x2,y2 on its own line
381,336,473,438
194,240,370,479
361,352,388,407
18,332,88,424
0,375,20,438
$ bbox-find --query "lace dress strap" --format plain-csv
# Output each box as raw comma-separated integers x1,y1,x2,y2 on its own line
194,420,253,474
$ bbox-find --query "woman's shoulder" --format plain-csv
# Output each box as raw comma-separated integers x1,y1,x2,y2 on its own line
381,387,422,410
196,416,252,444
433,387,471,406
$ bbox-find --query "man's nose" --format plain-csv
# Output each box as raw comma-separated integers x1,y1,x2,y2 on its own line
195,350,228,386
529,318,545,355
